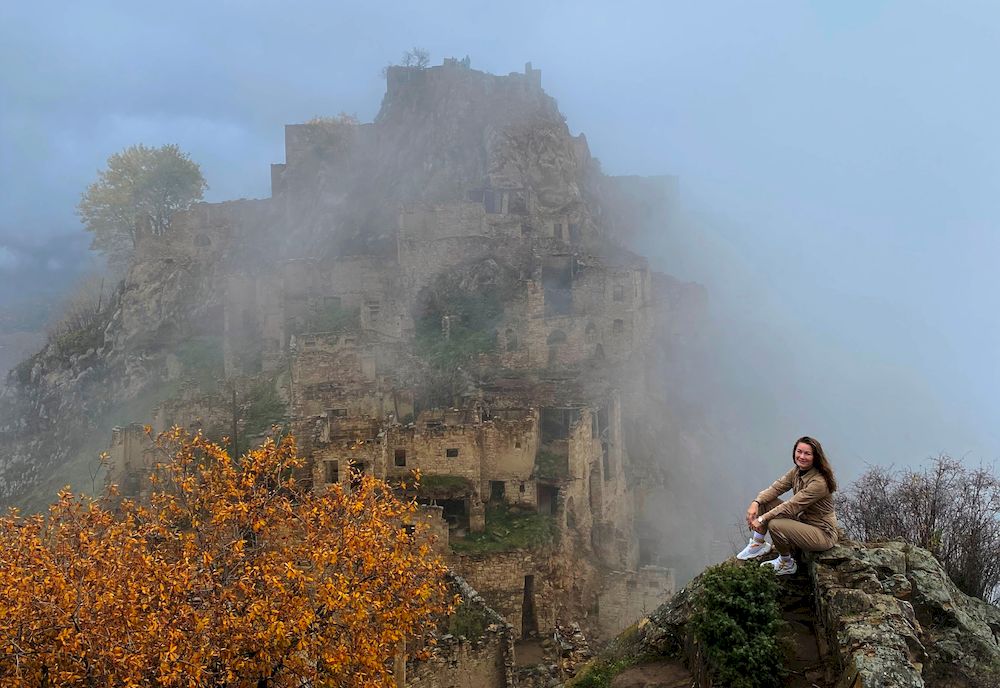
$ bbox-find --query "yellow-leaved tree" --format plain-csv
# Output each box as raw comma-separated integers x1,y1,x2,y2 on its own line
0,429,451,687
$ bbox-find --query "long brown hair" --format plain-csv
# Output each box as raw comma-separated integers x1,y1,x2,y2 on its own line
793,436,837,492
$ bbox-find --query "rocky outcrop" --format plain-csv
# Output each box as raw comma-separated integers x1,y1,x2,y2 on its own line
811,540,1000,688
591,541,1000,688
0,244,225,507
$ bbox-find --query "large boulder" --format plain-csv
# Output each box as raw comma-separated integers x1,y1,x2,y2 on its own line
810,540,1000,688
595,541,1000,688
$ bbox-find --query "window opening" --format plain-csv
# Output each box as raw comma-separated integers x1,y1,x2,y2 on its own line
522,575,538,638
324,460,339,484
490,480,506,502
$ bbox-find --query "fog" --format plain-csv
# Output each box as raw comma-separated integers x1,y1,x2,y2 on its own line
3,2,998,496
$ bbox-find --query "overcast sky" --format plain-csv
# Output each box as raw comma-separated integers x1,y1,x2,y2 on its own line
3,1,999,477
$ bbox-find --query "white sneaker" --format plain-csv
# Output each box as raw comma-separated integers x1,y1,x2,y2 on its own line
736,538,773,560
762,556,798,576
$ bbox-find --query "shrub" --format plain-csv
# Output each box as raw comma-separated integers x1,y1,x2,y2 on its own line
412,262,520,408
837,455,1000,604
447,600,490,639
53,320,104,358
690,562,783,688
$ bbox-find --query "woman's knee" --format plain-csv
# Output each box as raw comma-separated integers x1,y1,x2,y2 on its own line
767,518,795,537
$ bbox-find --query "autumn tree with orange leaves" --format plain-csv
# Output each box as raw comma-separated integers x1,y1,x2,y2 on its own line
0,429,451,687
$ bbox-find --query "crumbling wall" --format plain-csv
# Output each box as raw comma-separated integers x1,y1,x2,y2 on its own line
407,639,509,688
223,272,285,376
450,551,558,639
105,423,156,498
153,385,230,437
384,422,484,484
588,392,638,571
480,412,538,503
406,572,516,688
596,566,675,640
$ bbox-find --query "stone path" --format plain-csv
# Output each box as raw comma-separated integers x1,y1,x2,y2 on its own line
776,569,835,688
611,659,693,688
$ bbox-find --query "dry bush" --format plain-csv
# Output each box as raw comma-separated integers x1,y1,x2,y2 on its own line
837,455,1000,603
48,274,107,336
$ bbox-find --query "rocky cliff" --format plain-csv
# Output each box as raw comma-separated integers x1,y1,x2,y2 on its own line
0,59,728,648
584,540,1000,688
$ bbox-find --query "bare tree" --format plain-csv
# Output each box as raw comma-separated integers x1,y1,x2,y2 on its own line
48,273,108,338
401,47,430,68
837,455,1000,604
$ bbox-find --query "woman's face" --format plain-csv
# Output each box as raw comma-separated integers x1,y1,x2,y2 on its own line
794,442,815,470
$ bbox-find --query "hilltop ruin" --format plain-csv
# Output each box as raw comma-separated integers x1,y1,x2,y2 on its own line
2,59,710,680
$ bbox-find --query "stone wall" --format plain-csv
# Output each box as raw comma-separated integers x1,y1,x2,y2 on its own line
596,566,675,640
136,199,271,265
480,412,538,498
451,551,558,639
407,640,509,688
385,423,484,484
105,423,156,498
406,572,516,688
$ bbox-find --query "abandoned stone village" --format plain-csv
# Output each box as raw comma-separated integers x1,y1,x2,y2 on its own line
87,60,699,684
5,58,1000,688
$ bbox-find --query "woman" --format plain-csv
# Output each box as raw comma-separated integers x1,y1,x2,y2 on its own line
735,436,839,575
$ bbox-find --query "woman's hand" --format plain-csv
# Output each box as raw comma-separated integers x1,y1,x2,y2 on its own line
746,501,759,528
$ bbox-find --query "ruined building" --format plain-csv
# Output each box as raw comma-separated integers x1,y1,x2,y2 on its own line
6,60,706,658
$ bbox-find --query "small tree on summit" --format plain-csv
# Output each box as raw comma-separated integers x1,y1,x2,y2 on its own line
78,143,207,268
401,47,430,68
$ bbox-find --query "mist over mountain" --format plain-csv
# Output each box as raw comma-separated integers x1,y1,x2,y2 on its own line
5,4,998,485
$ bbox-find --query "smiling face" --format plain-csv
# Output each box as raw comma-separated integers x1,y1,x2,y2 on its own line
794,441,815,470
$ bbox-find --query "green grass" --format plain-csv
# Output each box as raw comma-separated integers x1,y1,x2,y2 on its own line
446,599,491,639
450,504,557,554
238,380,287,455
413,278,507,369
53,320,104,358
535,449,568,480
566,657,638,688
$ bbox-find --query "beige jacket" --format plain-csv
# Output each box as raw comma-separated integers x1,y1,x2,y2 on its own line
756,467,839,537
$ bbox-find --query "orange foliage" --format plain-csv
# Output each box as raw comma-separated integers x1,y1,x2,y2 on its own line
0,429,451,686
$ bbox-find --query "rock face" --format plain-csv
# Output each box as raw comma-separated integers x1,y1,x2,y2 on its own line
812,541,1000,688
2,59,716,649
609,540,1000,688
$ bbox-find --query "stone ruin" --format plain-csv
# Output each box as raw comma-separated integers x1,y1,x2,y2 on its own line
89,59,701,684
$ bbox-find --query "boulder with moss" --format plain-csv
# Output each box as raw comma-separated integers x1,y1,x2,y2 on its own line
810,540,1000,688
580,540,1000,688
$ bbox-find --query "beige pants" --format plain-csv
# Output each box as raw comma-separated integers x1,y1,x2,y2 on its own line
759,498,836,555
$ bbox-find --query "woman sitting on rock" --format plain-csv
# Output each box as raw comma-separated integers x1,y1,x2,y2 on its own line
736,436,839,575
